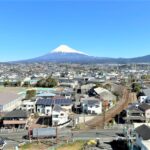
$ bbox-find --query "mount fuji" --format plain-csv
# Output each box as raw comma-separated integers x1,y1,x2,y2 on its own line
51,45,88,55
19,44,106,63
14,44,150,64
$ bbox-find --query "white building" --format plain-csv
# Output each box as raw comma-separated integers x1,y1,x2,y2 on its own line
52,105,69,126
0,87,26,112
139,96,147,103
81,97,102,115
20,100,35,113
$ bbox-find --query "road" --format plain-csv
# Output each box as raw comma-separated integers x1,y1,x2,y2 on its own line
0,128,123,150
0,130,28,150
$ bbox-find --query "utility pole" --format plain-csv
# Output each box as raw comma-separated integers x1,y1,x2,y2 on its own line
56,126,58,144
103,106,106,129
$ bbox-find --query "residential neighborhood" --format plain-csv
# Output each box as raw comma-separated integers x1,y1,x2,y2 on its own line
0,63,150,149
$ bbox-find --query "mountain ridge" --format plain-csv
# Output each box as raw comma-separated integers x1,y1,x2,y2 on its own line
9,45,150,64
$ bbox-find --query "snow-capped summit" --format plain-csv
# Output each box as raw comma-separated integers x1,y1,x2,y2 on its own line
51,44,88,55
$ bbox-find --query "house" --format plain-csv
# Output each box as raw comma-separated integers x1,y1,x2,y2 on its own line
90,87,116,109
87,78,105,84
139,96,148,103
124,104,145,123
2,110,28,129
59,88,74,99
145,97,150,104
80,97,102,115
134,124,150,150
20,99,35,113
36,97,73,115
58,78,78,89
81,83,96,94
138,103,150,122
143,88,150,97
52,105,69,126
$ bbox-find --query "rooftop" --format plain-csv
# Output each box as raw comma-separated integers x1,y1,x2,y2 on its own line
0,87,26,105
135,124,150,140
4,109,28,119
36,98,72,106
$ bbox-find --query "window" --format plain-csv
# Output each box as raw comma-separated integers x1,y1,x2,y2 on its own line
54,122,58,126
92,111,96,114
95,105,99,108
53,115,59,118
131,113,141,116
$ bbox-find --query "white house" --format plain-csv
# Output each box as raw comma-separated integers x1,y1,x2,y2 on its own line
35,97,72,116
59,78,78,89
81,97,102,115
139,96,148,103
52,105,69,126
20,100,35,113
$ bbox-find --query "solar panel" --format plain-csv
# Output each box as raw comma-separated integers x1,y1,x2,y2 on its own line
36,98,72,106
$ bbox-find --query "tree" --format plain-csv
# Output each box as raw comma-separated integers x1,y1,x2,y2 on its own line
131,83,141,93
3,81,10,87
26,90,36,99
137,91,145,99
23,81,30,87
16,81,21,87
141,75,150,80
46,77,57,87
36,76,57,88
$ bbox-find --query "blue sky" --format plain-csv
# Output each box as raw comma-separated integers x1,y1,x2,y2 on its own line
0,0,150,61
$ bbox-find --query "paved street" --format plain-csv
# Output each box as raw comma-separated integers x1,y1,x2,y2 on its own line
0,130,28,149
0,128,123,150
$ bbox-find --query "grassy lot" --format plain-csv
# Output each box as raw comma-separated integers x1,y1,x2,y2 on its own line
20,140,85,150
56,140,85,150
20,142,51,150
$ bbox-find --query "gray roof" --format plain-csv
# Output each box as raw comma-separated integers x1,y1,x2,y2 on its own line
53,105,64,112
94,87,116,100
87,100,99,105
4,110,28,119
143,88,150,97
135,124,150,140
138,103,150,111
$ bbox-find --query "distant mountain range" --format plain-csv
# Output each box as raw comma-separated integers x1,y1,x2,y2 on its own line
14,45,150,64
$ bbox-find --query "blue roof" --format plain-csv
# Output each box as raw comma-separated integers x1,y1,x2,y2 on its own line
36,88,57,91
36,98,72,106
37,93,56,97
